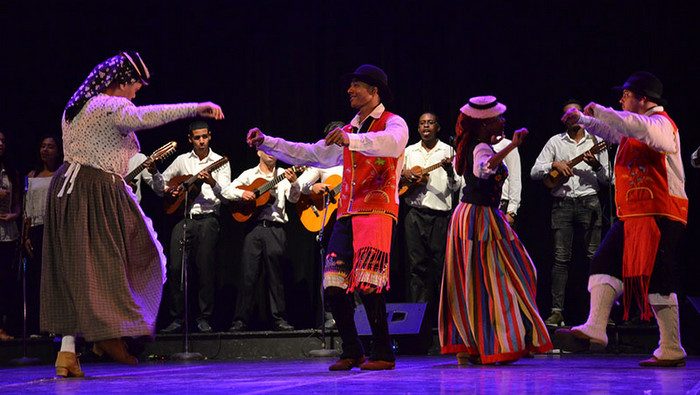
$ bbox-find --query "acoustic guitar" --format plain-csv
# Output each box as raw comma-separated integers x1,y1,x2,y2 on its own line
543,141,608,189
164,156,229,215
124,141,178,191
230,166,307,222
398,156,454,196
296,174,342,232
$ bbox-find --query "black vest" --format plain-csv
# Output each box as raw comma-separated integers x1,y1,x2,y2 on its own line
461,143,508,208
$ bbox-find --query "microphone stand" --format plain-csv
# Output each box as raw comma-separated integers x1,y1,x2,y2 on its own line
308,189,339,357
10,176,40,366
171,188,204,361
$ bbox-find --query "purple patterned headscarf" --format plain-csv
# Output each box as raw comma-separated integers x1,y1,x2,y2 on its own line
64,51,150,122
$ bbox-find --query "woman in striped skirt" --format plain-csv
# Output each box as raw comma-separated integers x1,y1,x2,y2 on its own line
41,51,224,377
439,96,552,365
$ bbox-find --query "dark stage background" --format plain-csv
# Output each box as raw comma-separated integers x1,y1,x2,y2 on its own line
2,1,699,345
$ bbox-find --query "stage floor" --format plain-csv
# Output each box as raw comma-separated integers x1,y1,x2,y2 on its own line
1,355,698,394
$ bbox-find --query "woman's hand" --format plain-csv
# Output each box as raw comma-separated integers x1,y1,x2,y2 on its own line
196,102,225,120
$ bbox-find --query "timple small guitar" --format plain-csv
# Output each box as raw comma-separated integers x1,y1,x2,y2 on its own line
296,174,342,232
398,156,454,196
125,141,177,190
543,141,608,189
164,156,229,215
230,166,307,222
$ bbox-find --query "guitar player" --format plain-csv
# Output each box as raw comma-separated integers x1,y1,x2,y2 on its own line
160,121,231,334
401,112,460,328
529,99,610,327
222,150,300,332
127,152,164,203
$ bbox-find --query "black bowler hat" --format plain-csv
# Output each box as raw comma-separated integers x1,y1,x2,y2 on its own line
614,71,666,106
342,64,393,103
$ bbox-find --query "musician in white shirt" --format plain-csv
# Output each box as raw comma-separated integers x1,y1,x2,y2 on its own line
160,121,231,334
530,100,610,327
127,153,164,203
401,112,460,326
223,151,300,332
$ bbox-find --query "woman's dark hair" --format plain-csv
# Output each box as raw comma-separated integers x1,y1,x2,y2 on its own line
454,113,484,176
30,135,63,176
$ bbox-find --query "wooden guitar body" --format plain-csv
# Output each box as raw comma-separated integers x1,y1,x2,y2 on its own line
230,178,272,222
296,174,342,232
164,175,202,215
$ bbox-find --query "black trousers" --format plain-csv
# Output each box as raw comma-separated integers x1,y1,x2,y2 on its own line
0,241,18,332
590,216,684,295
167,215,220,321
234,221,287,324
324,217,395,362
26,225,43,334
403,206,450,325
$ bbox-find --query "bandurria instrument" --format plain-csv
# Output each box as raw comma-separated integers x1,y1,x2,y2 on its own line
125,141,178,190
398,156,454,196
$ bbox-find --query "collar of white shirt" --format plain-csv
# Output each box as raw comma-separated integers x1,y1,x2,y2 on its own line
350,103,385,129
559,130,596,145
186,149,221,162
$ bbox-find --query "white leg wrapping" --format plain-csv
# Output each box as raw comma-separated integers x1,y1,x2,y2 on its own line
651,300,686,361
60,335,76,353
572,281,619,346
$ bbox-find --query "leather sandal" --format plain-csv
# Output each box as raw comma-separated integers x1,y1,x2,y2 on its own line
639,356,686,367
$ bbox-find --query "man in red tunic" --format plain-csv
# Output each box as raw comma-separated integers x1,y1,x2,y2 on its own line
558,71,687,367
247,65,408,370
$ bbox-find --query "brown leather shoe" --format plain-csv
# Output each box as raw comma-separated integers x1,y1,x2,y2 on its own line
359,359,396,370
94,338,138,365
457,352,481,365
639,356,686,367
328,356,366,371
55,351,85,378
0,329,13,341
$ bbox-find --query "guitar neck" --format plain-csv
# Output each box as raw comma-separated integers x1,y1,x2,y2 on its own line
423,161,445,173
566,143,606,168
183,158,229,187
124,163,147,183
257,172,287,195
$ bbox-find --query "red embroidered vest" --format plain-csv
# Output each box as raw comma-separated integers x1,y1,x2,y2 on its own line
615,111,688,224
337,110,400,220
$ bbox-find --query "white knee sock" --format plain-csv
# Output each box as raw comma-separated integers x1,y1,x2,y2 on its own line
572,283,617,346
650,295,686,360
60,336,76,354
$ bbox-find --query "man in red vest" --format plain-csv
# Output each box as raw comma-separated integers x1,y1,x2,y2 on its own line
246,64,409,370
558,71,687,367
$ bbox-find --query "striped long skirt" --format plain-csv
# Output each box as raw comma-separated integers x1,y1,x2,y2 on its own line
40,163,166,341
439,202,552,364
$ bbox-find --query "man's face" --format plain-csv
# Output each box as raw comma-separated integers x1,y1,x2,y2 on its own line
347,80,377,109
563,103,583,132
619,89,644,113
189,128,211,151
418,113,439,142
258,151,277,167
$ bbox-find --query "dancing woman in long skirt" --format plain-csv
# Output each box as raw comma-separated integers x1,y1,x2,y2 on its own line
439,96,552,365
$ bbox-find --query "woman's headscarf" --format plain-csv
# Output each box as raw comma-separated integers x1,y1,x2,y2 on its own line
64,51,150,122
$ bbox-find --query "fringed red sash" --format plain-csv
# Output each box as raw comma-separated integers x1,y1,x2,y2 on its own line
622,217,660,321
348,215,393,293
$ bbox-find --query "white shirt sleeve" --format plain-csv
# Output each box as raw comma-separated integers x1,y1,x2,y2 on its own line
260,136,344,168
692,146,700,168
530,137,557,180
346,115,409,158
473,143,497,179
589,106,678,153
296,167,323,195
222,169,251,201
502,148,521,213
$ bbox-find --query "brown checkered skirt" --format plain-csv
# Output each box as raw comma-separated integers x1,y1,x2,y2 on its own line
40,163,166,341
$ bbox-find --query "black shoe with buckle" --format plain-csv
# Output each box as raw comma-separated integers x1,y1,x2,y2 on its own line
273,320,294,331
160,320,183,334
228,320,247,332
196,319,213,333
